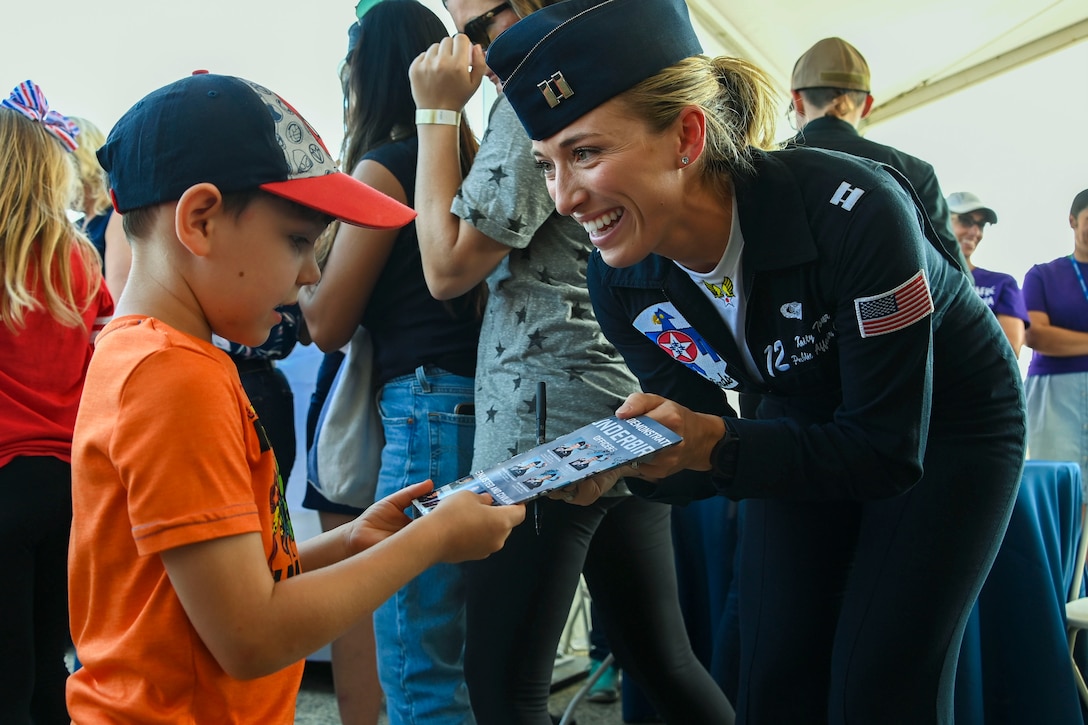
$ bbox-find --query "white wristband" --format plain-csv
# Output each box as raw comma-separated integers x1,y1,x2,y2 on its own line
415,109,461,126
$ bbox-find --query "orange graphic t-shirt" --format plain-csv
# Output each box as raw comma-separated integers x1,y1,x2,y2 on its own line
68,316,302,724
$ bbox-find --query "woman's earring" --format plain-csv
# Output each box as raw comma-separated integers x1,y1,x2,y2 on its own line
681,156,690,165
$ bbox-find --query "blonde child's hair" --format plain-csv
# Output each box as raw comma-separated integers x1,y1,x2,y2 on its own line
0,109,102,332
68,115,112,219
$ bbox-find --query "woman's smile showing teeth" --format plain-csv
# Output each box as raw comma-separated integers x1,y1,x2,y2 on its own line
582,209,624,237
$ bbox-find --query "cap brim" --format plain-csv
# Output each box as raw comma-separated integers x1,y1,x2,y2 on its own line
952,205,998,224
260,173,415,230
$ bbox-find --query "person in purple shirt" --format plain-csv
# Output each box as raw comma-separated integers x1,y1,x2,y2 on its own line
1023,188,1088,493
947,191,1030,357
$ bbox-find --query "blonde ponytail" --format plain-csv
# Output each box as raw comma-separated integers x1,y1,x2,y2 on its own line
621,54,779,185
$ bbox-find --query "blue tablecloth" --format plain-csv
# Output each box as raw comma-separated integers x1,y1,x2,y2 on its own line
955,460,1085,725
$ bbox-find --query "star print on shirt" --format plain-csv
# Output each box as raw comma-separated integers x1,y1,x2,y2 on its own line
528,329,548,350
570,302,590,320
467,206,486,226
523,394,537,414
516,307,527,324
512,374,522,390
508,216,525,234
566,367,585,381
489,166,508,185
486,406,498,422
494,343,506,357
537,268,555,285
575,246,591,263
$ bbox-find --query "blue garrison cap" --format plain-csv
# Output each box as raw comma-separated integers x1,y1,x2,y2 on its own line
486,0,702,140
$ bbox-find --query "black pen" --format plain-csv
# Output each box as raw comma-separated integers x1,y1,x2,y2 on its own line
535,382,547,534
536,381,547,446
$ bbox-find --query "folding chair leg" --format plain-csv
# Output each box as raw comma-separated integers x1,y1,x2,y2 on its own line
558,653,616,725
1070,629,1088,708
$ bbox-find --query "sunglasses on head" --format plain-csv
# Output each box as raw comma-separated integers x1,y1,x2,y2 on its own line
957,214,989,230
464,2,511,50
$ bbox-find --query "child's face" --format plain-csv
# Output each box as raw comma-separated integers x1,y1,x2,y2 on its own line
201,194,324,347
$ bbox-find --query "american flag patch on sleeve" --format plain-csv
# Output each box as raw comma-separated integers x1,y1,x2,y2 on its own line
853,270,933,338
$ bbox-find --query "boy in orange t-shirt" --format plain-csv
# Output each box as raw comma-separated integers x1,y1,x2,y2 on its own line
67,72,524,724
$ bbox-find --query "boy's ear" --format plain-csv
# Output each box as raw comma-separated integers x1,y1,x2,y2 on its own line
174,183,225,257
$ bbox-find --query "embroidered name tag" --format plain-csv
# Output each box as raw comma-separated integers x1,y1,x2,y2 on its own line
853,270,933,338
632,303,739,390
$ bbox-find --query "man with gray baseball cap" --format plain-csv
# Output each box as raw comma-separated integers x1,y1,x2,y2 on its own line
946,191,1029,355
947,190,998,225
787,37,968,272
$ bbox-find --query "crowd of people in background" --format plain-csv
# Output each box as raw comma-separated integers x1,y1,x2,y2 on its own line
1,0,1086,723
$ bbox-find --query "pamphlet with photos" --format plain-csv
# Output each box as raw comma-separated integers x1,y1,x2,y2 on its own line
411,415,680,515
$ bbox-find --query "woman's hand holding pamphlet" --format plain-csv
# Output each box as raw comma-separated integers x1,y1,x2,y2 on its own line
411,415,680,515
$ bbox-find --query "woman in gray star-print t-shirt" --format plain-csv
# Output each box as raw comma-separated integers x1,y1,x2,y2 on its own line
423,90,734,723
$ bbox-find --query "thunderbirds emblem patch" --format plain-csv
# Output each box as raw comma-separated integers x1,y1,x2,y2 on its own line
633,304,739,390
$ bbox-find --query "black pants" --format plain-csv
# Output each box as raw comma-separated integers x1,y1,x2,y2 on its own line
0,456,73,725
736,418,1024,725
464,494,735,724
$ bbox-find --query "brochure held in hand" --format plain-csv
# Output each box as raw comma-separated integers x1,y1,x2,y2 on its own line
411,415,680,515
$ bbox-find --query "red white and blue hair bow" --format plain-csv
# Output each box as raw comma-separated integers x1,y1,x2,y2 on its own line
2,80,80,152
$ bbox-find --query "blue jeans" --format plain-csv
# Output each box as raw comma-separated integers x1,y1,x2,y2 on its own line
373,366,476,725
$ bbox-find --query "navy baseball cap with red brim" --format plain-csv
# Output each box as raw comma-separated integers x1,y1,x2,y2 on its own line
98,71,414,230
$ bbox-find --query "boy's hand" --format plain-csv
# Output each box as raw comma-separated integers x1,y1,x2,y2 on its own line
425,490,525,562
409,35,486,112
345,480,436,553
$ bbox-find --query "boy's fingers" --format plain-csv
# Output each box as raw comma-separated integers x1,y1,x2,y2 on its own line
382,480,434,509
506,503,526,524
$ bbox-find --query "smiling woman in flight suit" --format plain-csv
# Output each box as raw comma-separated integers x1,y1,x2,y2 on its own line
484,0,1027,722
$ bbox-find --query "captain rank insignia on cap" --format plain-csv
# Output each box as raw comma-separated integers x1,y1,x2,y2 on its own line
486,0,702,140
538,71,575,108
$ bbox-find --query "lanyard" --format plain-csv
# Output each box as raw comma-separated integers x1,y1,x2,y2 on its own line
1070,255,1088,305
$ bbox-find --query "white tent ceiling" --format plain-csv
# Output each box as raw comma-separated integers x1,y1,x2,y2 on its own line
684,0,1088,130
